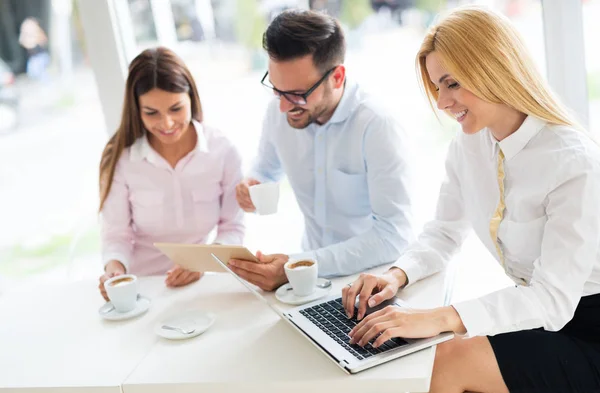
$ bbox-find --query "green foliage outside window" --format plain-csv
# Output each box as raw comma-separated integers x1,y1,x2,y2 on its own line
340,0,373,30
235,0,266,50
415,0,445,13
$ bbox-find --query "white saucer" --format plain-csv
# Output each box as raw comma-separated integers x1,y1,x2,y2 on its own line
99,296,151,321
155,310,216,340
275,278,333,305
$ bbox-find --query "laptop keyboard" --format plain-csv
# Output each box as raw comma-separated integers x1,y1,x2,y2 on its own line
299,297,409,360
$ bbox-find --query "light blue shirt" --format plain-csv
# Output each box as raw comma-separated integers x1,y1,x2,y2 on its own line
249,80,414,277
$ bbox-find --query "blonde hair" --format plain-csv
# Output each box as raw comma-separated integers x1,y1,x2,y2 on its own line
416,6,580,129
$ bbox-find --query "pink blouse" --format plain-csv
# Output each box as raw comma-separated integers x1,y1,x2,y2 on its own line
100,121,245,275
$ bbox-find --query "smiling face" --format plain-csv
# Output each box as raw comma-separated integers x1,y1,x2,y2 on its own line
425,52,504,135
267,55,342,129
138,88,192,146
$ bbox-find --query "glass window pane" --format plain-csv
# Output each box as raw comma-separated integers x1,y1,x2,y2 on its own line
127,0,158,44
171,0,206,42
0,0,550,289
583,0,600,135
1,2,104,288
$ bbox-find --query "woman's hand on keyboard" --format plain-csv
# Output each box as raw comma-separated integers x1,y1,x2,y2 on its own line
348,306,463,347
342,268,408,321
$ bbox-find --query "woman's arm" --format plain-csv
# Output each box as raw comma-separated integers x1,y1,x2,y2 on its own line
351,158,600,345
349,304,466,348
100,159,134,272
453,161,600,337
344,137,471,319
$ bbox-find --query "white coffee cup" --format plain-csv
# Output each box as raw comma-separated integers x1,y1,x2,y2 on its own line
284,258,318,297
104,274,139,313
249,182,280,215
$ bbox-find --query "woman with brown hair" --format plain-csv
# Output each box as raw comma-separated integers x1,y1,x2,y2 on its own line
98,47,244,300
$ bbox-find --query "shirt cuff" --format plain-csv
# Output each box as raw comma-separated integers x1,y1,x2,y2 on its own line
452,298,494,338
392,256,422,289
102,252,130,272
247,171,273,185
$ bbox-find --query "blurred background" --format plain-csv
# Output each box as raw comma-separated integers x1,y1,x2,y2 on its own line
0,0,598,302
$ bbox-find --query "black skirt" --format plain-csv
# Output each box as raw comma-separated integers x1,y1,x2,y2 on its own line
488,293,600,393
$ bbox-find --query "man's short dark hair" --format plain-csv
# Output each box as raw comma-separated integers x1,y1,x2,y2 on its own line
262,9,346,73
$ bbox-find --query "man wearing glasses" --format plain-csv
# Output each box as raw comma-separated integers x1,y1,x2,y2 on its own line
231,9,414,291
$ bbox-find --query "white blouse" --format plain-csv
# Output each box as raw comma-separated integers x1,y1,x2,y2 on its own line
394,116,600,336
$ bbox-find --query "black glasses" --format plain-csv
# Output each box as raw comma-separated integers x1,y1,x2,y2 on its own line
260,66,337,105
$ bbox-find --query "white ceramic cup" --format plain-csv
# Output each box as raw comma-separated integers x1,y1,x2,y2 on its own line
104,274,139,313
284,258,318,297
249,182,280,215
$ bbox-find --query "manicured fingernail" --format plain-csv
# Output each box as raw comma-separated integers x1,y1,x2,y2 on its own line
349,338,355,344
229,261,236,267
368,299,376,307
358,313,363,320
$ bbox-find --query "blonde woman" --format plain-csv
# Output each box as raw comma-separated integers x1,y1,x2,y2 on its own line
342,6,600,393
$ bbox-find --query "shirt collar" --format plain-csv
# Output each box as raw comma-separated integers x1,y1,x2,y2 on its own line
327,78,360,124
129,119,208,163
488,115,546,160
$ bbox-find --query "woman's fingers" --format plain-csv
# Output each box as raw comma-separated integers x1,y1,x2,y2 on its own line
349,309,387,341
168,268,202,287
356,275,380,320
356,319,398,347
166,265,184,287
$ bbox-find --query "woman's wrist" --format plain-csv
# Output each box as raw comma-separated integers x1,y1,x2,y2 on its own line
386,267,408,289
434,306,467,334
105,260,126,274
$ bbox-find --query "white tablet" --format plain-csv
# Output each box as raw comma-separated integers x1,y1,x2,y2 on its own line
154,243,259,273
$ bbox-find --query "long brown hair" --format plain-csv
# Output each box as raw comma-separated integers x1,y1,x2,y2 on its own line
99,47,203,211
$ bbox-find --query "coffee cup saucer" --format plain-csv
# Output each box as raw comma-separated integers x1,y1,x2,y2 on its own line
99,295,151,321
275,278,332,305
155,310,216,340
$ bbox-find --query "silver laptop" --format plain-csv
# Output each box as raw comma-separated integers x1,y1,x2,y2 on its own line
210,253,454,374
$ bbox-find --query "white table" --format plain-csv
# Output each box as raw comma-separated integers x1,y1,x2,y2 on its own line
122,269,451,393
0,279,162,393
0,268,451,393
